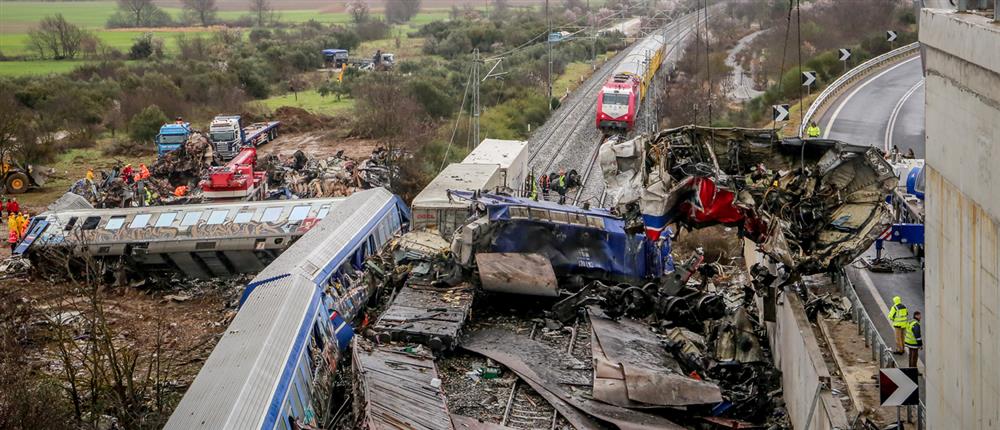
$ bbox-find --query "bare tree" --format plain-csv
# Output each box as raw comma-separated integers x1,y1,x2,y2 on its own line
182,0,217,26
117,0,156,27
346,0,370,24
249,0,273,27
27,14,86,59
384,0,421,24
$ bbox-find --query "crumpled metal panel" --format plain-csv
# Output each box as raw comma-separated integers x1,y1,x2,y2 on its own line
600,126,897,274
462,328,684,430
475,253,558,297
589,309,723,407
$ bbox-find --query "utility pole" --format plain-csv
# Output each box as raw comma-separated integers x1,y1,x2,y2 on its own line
473,49,481,148
589,0,596,70
546,0,553,110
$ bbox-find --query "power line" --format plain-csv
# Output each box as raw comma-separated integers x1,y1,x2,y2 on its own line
440,64,474,172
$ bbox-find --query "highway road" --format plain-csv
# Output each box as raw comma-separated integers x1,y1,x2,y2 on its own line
819,55,925,157
820,49,929,368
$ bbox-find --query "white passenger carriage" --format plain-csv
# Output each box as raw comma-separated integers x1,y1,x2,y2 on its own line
166,188,409,430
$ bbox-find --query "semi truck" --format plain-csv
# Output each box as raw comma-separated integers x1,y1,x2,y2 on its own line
154,122,192,158
208,115,281,161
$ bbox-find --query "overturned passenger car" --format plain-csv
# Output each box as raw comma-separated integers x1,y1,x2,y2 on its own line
601,126,896,273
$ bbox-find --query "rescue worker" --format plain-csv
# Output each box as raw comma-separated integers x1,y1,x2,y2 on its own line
144,187,155,207
539,174,550,199
7,223,18,253
905,311,922,368
121,164,134,184
85,168,95,184
5,197,19,216
556,168,568,205
174,185,189,197
806,121,821,138
139,163,150,180
16,212,28,239
888,295,909,353
175,116,184,124
529,175,539,201
7,213,18,238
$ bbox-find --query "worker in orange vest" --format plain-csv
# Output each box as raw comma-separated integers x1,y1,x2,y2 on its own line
17,212,29,239
139,163,151,180
7,225,18,253
174,185,189,197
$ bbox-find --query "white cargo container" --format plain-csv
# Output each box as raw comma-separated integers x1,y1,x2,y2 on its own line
411,163,501,239
462,139,529,190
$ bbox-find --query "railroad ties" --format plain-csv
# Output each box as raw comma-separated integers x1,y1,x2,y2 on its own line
372,282,474,352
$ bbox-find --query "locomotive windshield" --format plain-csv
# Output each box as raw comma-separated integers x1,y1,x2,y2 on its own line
603,92,629,105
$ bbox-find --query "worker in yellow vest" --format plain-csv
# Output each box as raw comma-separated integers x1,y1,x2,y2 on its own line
806,122,821,138
904,311,923,368
888,296,909,353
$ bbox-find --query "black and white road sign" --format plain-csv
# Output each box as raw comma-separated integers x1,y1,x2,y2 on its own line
887,30,898,42
839,48,852,61
802,71,816,87
772,104,790,122
879,368,919,407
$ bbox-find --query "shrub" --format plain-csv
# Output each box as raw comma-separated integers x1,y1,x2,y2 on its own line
128,104,168,143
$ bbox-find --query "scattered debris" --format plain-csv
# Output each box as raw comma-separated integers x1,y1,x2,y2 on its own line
600,126,896,273
373,283,474,352
352,337,454,430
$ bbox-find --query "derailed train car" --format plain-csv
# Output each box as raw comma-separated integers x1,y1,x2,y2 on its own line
449,191,674,283
600,126,897,273
165,188,409,430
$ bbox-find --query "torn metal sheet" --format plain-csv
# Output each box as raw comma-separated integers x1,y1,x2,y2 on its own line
589,309,723,407
373,283,474,351
475,253,558,297
712,307,764,363
600,126,896,274
352,338,454,430
462,328,685,430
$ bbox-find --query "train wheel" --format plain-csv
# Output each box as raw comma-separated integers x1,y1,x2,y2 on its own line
5,172,29,194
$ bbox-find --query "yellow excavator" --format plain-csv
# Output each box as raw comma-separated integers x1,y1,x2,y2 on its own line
2,160,49,194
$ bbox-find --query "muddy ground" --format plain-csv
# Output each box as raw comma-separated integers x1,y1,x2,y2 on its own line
259,131,378,161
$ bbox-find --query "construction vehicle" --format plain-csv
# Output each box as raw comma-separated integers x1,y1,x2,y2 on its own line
154,122,192,158
208,115,281,161
2,159,49,194
199,147,267,201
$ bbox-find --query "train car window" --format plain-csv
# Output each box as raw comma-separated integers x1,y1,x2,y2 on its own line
288,205,310,222
510,206,529,219
154,212,176,227
312,322,326,350
317,205,331,219
368,236,375,254
206,210,229,225
290,378,304,416
603,92,629,105
129,213,151,229
261,207,283,223
105,216,126,230
180,211,202,226
529,208,549,221
587,216,605,229
63,217,78,231
81,216,101,230
550,211,570,224
233,211,253,224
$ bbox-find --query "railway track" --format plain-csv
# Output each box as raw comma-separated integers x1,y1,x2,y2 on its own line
571,13,704,208
499,318,591,430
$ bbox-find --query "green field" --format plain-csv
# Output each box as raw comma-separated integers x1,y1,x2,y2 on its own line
0,30,215,57
255,90,356,117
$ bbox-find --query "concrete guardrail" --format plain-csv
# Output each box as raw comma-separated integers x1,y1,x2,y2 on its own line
799,42,921,137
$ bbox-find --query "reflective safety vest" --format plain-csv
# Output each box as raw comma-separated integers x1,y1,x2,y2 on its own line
888,303,908,328
806,125,821,138
558,175,566,188
905,320,922,347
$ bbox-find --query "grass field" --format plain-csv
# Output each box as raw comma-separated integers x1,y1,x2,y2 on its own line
254,90,356,117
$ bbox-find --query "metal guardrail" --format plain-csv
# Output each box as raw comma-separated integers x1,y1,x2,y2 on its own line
836,268,925,430
799,42,921,137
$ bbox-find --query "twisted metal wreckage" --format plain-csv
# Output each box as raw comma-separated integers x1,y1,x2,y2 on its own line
395,127,898,428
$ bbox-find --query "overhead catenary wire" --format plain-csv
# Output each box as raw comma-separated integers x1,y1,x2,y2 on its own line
439,63,474,172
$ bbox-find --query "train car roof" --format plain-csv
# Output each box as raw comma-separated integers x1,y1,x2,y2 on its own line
165,188,403,430
462,139,528,169
253,187,403,285
412,163,500,208
41,197,345,218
